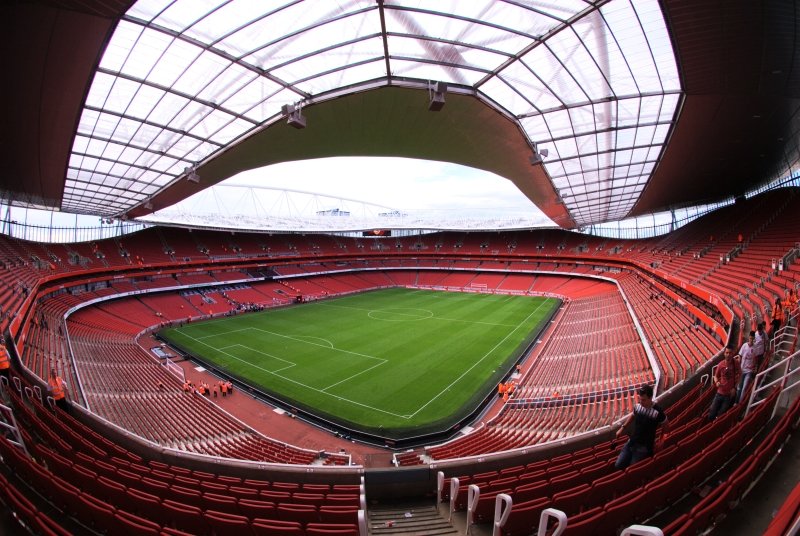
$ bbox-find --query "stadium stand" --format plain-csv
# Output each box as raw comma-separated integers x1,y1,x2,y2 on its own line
0,190,799,535
6,1,800,533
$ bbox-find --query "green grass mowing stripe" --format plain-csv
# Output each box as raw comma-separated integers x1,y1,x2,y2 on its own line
176,330,408,419
407,296,552,419
160,288,559,436
171,290,551,412
168,292,552,426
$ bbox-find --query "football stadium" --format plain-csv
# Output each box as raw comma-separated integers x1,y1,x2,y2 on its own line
1,1,800,535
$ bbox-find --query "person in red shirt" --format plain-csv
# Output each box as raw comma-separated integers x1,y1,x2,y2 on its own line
708,347,740,421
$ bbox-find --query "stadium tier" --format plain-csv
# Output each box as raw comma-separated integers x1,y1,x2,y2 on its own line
1,189,799,535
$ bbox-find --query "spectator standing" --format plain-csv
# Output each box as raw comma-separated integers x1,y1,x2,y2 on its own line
0,345,10,380
708,348,740,420
615,384,667,470
785,289,798,327
753,322,767,369
47,368,69,412
770,298,784,339
736,332,757,403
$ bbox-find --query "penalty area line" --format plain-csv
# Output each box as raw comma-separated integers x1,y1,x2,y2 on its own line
408,298,550,419
177,331,408,420
320,359,388,392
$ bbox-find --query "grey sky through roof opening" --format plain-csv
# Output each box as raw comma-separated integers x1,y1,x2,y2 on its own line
139,157,555,232
67,0,680,229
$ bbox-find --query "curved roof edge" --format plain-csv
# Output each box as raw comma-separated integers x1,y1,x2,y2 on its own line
124,86,575,228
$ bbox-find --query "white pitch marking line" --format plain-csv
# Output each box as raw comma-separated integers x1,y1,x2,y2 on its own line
250,327,387,363
434,317,518,327
292,335,334,348
194,327,255,340
177,328,405,419
408,299,550,418
226,344,295,366
321,360,387,392
322,301,517,327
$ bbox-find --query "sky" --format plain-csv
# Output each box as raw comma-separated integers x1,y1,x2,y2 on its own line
221,156,549,216
2,155,553,236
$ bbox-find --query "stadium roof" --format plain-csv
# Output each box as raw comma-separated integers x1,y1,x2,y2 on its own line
3,1,800,230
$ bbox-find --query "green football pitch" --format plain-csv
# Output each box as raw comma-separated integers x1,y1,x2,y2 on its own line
159,288,559,439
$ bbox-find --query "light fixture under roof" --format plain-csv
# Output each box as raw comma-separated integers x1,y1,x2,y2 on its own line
281,104,307,129
428,82,447,112
184,166,200,184
530,148,548,165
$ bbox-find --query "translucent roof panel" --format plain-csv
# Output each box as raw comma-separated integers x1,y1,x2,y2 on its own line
66,0,680,228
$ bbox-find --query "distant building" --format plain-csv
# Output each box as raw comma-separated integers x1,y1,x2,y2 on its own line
378,210,406,217
316,208,350,217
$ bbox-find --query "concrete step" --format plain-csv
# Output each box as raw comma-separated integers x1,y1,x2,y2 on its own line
368,502,459,535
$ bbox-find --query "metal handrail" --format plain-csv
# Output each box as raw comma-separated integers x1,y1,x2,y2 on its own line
745,346,800,420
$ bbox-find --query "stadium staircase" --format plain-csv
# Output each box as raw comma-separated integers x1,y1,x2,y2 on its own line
367,501,459,535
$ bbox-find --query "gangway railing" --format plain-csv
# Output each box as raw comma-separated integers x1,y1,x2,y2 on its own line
0,379,30,457
746,335,799,420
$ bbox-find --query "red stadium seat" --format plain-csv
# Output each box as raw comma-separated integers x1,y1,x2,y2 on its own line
251,518,304,535
125,488,162,519
114,510,161,535
160,499,205,535
551,483,591,517
306,523,360,536
318,505,359,524
561,506,605,536
292,492,325,507
201,491,239,514
277,503,319,524
204,510,250,535
499,497,549,536
237,498,277,520
96,475,128,506
169,485,203,509
33,511,74,536
76,493,117,533
511,480,549,506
